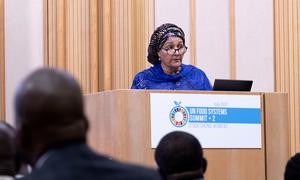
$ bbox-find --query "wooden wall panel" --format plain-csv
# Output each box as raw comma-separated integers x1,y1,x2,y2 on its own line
103,0,154,89
0,0,4,121
229,0,236,79
45,0,154,93
90,0,99,92
274,0,300,154
130,0,154,83
189,0,196,66
45,0,101,93
99,0,111,90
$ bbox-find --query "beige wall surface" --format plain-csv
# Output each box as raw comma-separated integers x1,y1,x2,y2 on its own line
4,0,44,124
155,0,191,64
235,0,274,92
196,0,231,81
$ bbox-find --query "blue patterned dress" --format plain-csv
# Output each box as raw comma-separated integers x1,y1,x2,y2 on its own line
131,63,212,90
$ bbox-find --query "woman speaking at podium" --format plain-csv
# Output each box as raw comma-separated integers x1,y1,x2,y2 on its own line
131,23,212,90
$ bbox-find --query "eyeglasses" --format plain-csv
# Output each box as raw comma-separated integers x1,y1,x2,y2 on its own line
161,45,188,55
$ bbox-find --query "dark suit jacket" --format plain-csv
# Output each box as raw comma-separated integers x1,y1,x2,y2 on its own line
21,143,161,180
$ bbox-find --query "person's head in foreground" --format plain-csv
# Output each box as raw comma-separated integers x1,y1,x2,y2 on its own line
131,23,211,90
285,153,300,180
14,68,88,165
14,68,161,180
155,131,207,180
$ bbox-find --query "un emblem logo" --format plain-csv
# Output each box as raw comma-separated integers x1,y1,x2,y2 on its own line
169,101,189,127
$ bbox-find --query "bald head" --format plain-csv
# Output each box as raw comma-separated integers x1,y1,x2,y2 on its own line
14,68,88,164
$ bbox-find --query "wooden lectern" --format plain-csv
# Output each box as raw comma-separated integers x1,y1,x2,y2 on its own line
84,90,289,180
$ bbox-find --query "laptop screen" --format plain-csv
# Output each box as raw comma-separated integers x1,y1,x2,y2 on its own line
212,79,253,91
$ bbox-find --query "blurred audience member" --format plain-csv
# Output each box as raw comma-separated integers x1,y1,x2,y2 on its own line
155,131,207,180
0,122,16,180
285,153,300,180
14,68,161,180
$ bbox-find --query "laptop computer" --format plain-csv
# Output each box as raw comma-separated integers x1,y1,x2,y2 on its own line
212,79,253,91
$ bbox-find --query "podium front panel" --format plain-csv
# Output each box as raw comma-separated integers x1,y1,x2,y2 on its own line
84,90,289,180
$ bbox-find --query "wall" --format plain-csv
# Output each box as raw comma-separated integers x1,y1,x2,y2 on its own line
274,0,300,154
45,0,154,92
45,0,274,93
4,0,44,124
155,0,274,92
155,0,191,64
235,0,274,92
196,0,231,81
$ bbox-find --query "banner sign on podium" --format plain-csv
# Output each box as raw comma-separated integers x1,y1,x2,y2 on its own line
150,93,262,148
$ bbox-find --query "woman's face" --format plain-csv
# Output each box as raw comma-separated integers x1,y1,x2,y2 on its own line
158,36,186,74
